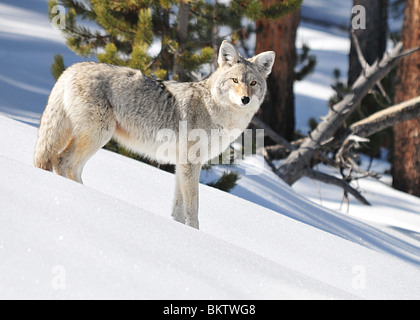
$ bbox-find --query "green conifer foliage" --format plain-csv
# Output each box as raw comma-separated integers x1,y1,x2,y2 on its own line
50,54,66,80
48,0,303,80
207,170,241,193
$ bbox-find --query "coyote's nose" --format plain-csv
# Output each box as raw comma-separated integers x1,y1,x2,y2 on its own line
241,96,250,105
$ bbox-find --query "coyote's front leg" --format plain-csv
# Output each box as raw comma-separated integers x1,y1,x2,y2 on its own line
172,172,185,224
173,163,202,229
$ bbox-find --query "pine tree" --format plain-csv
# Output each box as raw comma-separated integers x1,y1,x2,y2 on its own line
50,54,66,81
49,0,302,81
206,170,241,193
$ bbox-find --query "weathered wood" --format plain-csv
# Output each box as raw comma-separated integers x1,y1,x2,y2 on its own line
305,169,371,206
251,117,295,151
276,42,419,186
326,96,420,151
350,96,420,137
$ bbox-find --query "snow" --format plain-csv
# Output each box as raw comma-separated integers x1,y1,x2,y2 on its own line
301,0,353,29
1,0,420,300
0,0,86,126
295,22,350,133
2,115,420,300
2,153,344,300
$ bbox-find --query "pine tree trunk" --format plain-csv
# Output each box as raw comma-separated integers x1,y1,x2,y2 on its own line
348,0,388,86
392,0,420,197
255,0,300,142
173,1,190,81
347,0,389,158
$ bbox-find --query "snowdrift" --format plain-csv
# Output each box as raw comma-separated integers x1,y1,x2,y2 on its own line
1,115,420,300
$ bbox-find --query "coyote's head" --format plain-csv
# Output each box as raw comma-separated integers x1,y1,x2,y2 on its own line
211,41,275,111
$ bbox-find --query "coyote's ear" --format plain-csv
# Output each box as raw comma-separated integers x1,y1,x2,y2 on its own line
218,40,241,68
250,51,275,78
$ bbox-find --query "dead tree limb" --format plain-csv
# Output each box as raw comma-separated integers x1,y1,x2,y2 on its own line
351,29,369,72
264,144,290,160
350,95,420,137
253,116,334,165
276,41,420,186
305,168,371,205
261,96,420,205
263,147,371,205
375,80,391,104
327,95,420,151
251,117,295,151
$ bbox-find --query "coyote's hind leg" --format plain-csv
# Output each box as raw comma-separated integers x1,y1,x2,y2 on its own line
56,121,115,184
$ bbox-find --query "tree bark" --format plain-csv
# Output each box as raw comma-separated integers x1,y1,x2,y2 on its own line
348,0,388,86
255,0,300,142
173,1,190,81
392,0,420,197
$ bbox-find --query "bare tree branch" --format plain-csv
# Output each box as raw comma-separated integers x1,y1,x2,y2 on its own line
375,80,391,104
276,42,419,186
264,144,290,160
262,148,370,206
351,29,369,71
251,117,295,151
350,95,420,137
331,84,347,98
252,117,334,165
305,168,371,206
327,95,420,151
253,36,420,207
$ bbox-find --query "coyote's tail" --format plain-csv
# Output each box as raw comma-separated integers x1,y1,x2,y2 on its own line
34,89,71,171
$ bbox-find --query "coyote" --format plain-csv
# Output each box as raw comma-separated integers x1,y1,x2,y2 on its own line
34,41,275,229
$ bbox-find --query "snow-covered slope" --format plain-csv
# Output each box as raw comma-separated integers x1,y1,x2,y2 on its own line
1,0,420,300
1,115,420,300
0,149,351,300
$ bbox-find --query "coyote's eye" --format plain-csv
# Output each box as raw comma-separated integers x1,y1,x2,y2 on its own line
232,78,239,84
250,81,257,86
